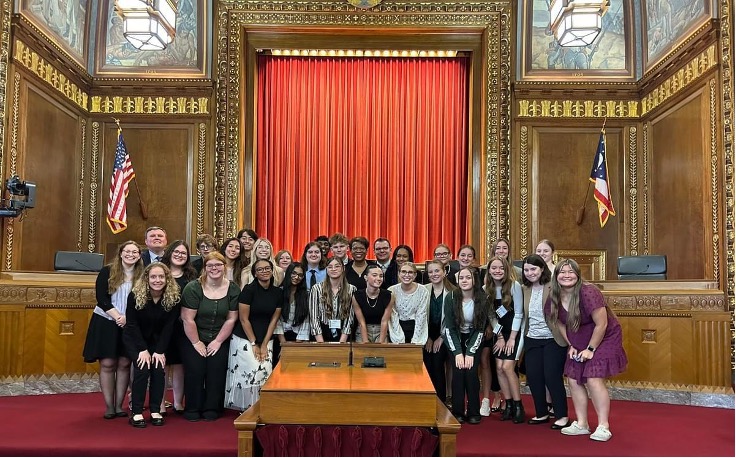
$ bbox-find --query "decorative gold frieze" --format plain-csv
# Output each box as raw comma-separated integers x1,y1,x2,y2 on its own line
642,124,650,255
519,125,529,258
59,321,75,336
90,95,210,115
641,329,657,343
13,40,88,110
607,296,636,310
517,99,639,118
635,296,661,310
691,295,727,311
0,0,11,183
709,79,720,284
641,44,718,115
0,286,93,305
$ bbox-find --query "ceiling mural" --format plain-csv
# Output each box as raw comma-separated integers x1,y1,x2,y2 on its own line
23,0,89,65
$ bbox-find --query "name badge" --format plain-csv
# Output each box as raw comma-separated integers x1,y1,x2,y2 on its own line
329,319,341,329
493,323,502,335
495,305,507,319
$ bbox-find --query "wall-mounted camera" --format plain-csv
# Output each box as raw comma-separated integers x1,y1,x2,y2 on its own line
0,176,36,218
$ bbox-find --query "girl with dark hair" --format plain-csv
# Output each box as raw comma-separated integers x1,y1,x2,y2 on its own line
226,259,283,412
309,257,356,342
220,237,246,289
275,263,311,342
352,264,394,343
83,240,144,419
124,263,180,428
486,256,526,423
521,254,569,428
237,228,259,266
546,259,627,442
159,240,198,415
443,266,490,424
383,244,414,288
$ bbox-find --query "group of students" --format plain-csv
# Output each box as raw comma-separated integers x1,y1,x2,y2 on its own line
82,227,627,442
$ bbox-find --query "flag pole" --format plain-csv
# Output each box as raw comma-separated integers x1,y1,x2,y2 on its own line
113,118,148,220
575,118,607,226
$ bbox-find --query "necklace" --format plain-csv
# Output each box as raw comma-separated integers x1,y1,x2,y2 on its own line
366,294,379,308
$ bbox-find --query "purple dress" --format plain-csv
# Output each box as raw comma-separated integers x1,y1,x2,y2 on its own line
545,283,627,384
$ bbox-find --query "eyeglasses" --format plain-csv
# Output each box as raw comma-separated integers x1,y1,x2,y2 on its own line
255,266,273,273
399,270,416,276
434,251,450,257
172,251,188,257
198,243,213,250
374,247,390,251
122,250,140,255
206,263,225,269
291,272,305,278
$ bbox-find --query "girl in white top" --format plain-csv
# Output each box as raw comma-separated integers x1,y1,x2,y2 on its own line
388,262,430,344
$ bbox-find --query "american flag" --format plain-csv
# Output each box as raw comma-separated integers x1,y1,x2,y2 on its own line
589,129,616,227
106,132,136,234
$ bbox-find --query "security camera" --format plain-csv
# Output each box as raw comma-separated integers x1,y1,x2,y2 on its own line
0,176,36,218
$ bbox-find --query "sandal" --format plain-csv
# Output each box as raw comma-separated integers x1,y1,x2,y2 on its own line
490,399,504,413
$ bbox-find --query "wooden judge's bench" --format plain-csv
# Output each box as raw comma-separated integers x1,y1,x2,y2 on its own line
234,343,459,456
0,271,730,393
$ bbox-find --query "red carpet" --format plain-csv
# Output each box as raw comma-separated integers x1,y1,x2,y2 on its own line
0,392,732,456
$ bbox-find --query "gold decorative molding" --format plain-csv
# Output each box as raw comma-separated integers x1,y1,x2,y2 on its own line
642,124,650,255
517,99,639,118
709,79,720,285
641,44,717,116
607,379,735,394
77,119,86,253
90,95,210,115
0,285,94,305
196,122,207,237
88,123,100,253
216,1,511,244
518,125,529,257
605,294,727,312
641,329,656,343
4,72,20,271
628,126,638,255
0,0,11,183
13,40,88,111
554,249,606,280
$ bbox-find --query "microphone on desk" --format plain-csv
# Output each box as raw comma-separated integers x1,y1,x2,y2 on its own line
348,342,354,367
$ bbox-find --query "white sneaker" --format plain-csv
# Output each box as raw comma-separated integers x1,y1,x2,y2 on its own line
590,425,612,442
480,398,491,416
560,421,591,436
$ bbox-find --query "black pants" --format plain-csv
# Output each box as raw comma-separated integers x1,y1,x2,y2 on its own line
131,352,166,415
524,337,568,418
319,323,343,342
180,336,230,420
399,319,415,343
451,333,480,417
423,341,447,403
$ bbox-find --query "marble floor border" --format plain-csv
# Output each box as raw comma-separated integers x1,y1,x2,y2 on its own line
1,375,734,409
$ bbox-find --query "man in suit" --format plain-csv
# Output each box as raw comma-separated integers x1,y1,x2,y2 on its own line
373,238,392,273
142,226,168,265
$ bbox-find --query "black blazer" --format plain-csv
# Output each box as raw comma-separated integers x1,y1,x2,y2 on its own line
123,295,177,358
141,250,164,266
94,266,115,312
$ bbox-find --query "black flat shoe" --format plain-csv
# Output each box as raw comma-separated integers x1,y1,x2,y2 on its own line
115,411,128,418
103,412,116,420
174,409,185,415
150,415,165,427
551,420,573,430
129,415,146,428
528,416,550,425
467,415,482,424
454,414,466,423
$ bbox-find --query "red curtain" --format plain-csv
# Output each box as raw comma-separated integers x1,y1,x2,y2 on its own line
255,55,469,262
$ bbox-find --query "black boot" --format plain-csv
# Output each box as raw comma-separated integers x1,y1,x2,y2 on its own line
512,399,525,424
500,399,513,421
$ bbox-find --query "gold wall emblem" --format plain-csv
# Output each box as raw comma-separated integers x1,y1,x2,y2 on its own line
346,0,383,8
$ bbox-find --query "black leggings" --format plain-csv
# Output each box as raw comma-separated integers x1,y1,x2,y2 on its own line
524,337,568,418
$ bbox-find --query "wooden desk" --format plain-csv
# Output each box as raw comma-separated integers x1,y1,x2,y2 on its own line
234,343,460,456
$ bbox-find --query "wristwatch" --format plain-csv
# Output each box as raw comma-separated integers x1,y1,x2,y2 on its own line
587,345,595,352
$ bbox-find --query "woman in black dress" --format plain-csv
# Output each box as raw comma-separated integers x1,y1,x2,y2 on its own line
352,264,394,343
82,241,144,419
160,240,198,414
124,263,180,427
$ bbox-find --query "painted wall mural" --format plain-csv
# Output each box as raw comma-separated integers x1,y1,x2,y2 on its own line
528,0,627,72
24,0,88,62
98,0,203,75
644,0,710,69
